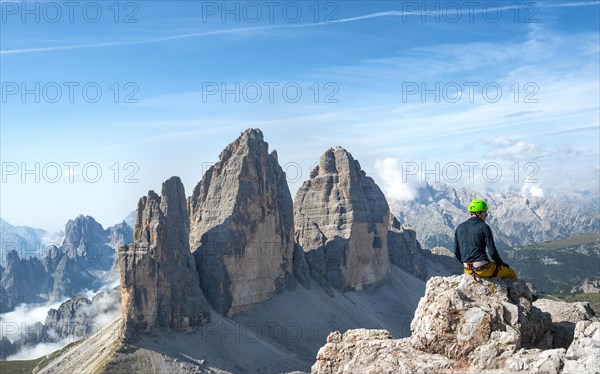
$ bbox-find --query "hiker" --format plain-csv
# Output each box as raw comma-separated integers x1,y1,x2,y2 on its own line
454,199,518,280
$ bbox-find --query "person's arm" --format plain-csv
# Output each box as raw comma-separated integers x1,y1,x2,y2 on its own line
484,224,504,265
454,228,462,263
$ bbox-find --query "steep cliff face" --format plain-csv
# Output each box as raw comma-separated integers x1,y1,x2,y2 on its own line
294,147,390,290
119,177,210,339
188,128,294,316
387,216,426,278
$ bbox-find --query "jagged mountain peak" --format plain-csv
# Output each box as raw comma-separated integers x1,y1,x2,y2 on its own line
240,127,264,140
295,146,390,291
5,249,21,264
110,220,130,230
187,129,294,316
63,215,105,240
216,128,269,165
311,146,365,179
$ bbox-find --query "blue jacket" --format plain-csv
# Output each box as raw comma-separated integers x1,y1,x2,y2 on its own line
454,216,505,265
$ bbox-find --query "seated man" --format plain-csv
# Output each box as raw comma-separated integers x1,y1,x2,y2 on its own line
454,199,518,280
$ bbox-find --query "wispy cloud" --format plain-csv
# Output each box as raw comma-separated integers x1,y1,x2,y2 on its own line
545,125,600,135
482,138,553,161
2,1,598,55
0,26,279,55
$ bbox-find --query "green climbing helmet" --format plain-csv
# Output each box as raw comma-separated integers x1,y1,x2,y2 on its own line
468,199,488,212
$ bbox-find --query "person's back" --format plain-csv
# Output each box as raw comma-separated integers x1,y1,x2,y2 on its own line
454,199,518,280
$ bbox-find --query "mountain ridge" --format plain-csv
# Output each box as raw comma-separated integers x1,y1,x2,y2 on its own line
390,181,599,249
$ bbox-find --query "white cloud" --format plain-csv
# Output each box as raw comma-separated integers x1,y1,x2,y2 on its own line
373,158,420,201
0,276,121,361
521,184,545,198
0,300,65,343
5,338,74,361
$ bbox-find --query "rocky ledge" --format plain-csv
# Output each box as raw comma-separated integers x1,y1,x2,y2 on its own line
312,275,599,373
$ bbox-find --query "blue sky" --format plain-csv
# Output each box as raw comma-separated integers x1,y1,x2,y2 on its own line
1,0,599,231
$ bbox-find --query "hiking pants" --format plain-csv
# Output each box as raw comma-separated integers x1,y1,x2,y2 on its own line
464,263,518,280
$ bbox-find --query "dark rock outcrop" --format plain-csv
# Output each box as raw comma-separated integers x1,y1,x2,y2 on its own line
0,250,51,312
425,246,464,277
387,216,426,278
0,336,17,359
294,147,390,291
119,177,210,339
44,287,121,342
188,129,295,316
43,246,102,303
45,296,94,338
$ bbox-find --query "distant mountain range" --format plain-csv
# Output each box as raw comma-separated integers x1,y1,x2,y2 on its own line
390,182,600,250
0,215,132,313
0,219,51,266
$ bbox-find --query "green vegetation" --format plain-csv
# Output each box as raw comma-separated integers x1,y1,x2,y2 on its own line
0,358,41,374
514,233,599,251
501,233,600,295
0,339,83,374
